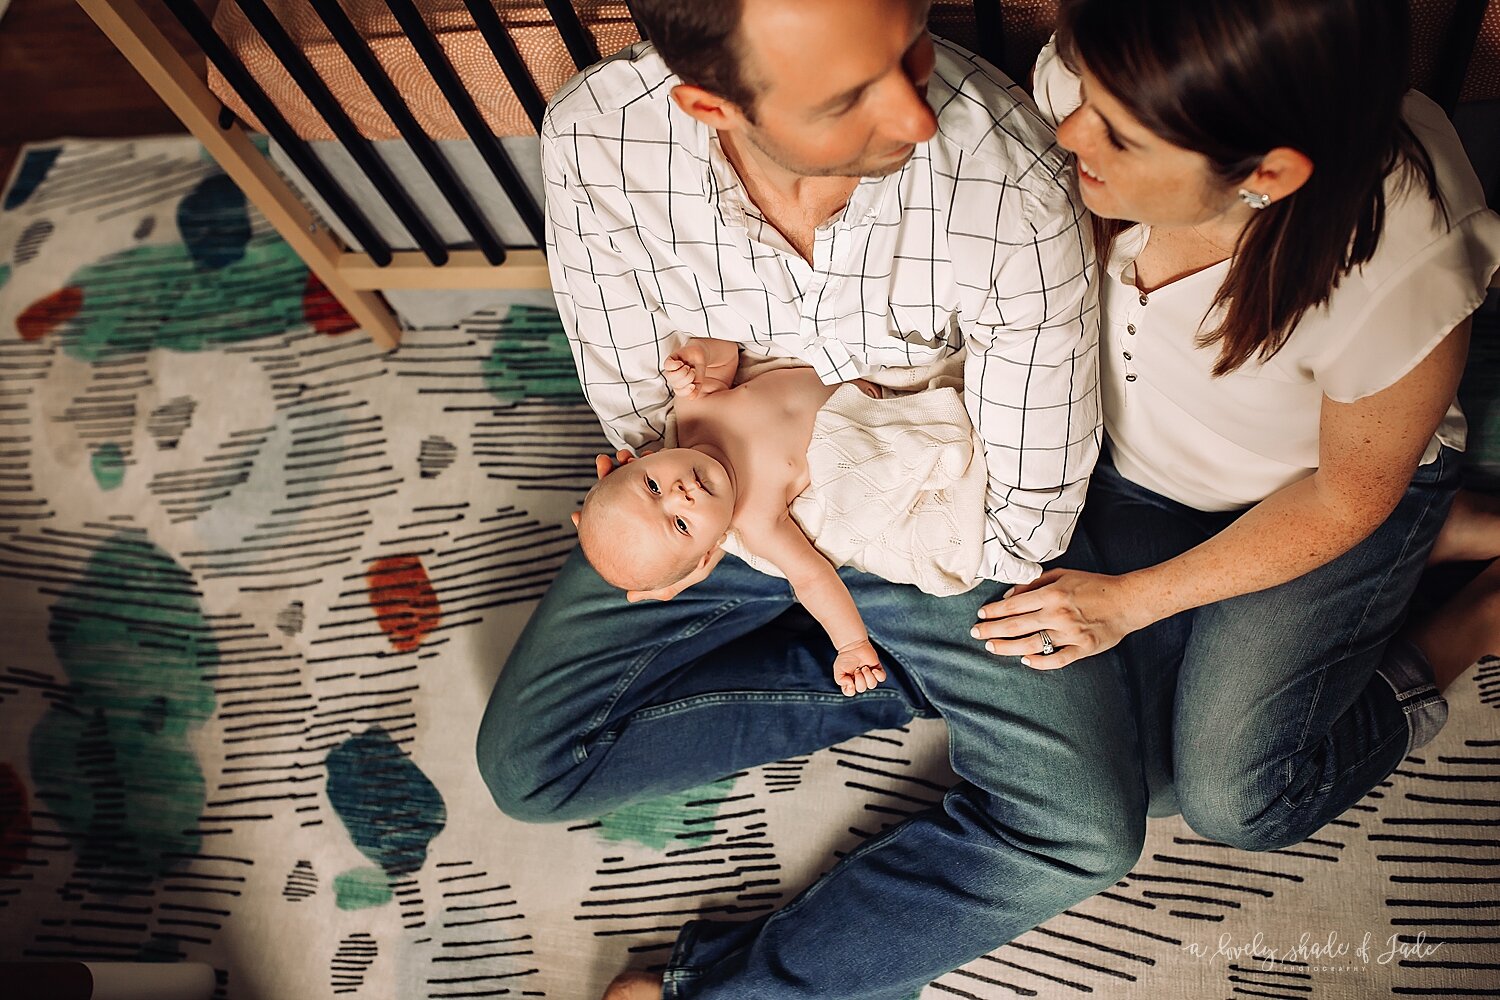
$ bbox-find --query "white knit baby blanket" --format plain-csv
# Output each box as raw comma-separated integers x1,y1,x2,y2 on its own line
723,381,987,595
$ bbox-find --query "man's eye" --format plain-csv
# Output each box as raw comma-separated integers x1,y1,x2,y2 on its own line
647,478,660,494
675,517,689,535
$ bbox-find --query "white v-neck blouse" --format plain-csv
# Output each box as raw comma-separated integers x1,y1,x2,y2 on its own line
1035,41,1500,512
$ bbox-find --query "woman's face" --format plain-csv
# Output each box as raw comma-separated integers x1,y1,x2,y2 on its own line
1055,64,1237,229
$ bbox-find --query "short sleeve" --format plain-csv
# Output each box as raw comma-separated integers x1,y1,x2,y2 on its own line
1030,35,1082,130
1311,173,1500,402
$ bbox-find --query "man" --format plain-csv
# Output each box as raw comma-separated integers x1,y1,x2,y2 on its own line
476,1,1145,997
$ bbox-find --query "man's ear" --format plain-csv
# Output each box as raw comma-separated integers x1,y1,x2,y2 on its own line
670,83,751,132
570,510,582,528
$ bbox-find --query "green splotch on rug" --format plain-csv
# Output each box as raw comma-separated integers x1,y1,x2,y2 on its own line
334,866,394,910
595,776,738,851
483,304,583,402
91,442,125,490
27,530,218,882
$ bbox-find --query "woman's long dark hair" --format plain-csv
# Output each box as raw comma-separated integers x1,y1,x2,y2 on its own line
1057,0,1444,376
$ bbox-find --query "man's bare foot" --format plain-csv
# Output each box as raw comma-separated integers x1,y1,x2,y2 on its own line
1429,489,1500,564
601,971,663,1000
1410,558,1500,691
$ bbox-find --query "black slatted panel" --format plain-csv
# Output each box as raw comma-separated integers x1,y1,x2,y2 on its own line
461,0,549,130
544,0,602,69
1430,0,1488,115
236,0,449,264
971,0,1008,79
160,0,393,265
382,0,546,247
306,0,509,264
621,0,647,40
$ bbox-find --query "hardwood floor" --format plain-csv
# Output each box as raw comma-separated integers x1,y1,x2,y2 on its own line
0,0,211,183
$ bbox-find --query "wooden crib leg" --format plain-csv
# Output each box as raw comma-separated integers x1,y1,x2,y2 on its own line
73,0,405,350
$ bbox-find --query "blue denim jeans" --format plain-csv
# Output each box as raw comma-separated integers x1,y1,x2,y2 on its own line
477,542,1147,999
1081,447,1460,848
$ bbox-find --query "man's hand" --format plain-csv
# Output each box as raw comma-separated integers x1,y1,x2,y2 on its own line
832,638,886,697
664,340,737,400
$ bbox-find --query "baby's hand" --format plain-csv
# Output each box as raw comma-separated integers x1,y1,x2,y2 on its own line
832,639,886,697
664,343,733,400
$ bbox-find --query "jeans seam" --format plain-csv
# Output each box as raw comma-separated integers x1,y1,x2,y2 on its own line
1295,453,1446,794
1294,723,1408,806
572,596,765,764
629,688,904,723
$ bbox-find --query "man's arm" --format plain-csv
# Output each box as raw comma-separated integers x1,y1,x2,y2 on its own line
964,186,1101,585
542,132,678,453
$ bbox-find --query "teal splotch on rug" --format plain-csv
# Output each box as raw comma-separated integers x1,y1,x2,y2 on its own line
28,530,218,881
0,262,11,292
4,147,60,211
326,725,446,904
483,304,584,403
595,776,738,851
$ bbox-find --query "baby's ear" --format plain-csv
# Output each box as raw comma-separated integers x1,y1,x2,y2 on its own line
570,511,582,529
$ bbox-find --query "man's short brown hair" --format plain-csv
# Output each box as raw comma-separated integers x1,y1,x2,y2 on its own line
631,0,760,117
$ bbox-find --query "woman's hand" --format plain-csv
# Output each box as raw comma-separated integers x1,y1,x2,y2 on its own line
972,569,1153,669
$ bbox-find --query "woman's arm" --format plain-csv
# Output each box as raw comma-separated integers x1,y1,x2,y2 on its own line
973,319,1471,668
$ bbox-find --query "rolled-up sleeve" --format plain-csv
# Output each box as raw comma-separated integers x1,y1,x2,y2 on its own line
964,179,1101,584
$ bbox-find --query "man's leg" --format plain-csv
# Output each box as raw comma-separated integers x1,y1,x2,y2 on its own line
662,545,1148,1000
476,547,930,822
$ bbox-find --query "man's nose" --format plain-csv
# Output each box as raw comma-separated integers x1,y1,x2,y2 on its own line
878,76,937,146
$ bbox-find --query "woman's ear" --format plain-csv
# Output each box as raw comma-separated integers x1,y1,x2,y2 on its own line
1247,147,1315,203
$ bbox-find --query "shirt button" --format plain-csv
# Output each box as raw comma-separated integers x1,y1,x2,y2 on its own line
1125,374,1138,382
1122,351,1132,361
1138,293,1148,306
1127,324,1137,335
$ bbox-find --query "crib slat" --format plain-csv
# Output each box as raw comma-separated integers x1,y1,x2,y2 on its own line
306,0,509,265
621,0,646,40
234,0,449,265
1429,0,1487,115
546,0,602,70
971,0,1008,79
460,0,548,131
381,0,547,247
158,0,393,266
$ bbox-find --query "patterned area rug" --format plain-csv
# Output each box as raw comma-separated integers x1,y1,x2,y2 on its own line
0,136,1497,1000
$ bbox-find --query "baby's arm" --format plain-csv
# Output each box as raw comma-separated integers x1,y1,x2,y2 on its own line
743,513,886,697
664,338,741,400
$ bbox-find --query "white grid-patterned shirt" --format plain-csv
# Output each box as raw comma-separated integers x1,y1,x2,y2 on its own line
541,38,1100,584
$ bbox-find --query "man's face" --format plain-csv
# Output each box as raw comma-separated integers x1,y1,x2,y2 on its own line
734,0,939,179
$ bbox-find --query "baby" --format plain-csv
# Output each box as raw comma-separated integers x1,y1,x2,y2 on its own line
573,337,888,698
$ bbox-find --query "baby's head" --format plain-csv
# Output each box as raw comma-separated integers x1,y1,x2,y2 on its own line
575,448,736,593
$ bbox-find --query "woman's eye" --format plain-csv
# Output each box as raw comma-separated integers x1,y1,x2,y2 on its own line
647,478,660,494
675,517,689,535
1105,130,1127,152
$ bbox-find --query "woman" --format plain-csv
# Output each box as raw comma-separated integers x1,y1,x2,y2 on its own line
977,0,1500,848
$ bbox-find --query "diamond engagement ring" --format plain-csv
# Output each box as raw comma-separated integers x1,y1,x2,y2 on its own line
1038,630,1056,656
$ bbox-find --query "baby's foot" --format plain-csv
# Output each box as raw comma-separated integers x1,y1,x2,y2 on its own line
601,971,662,1000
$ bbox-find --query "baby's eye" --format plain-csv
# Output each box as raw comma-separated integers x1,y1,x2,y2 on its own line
674,517,689,535
646,477,660,495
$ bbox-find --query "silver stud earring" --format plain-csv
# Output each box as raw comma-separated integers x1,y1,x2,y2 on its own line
1238,188,1271,211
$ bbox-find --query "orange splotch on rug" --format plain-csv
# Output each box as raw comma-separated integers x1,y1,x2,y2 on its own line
366,555,442,652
